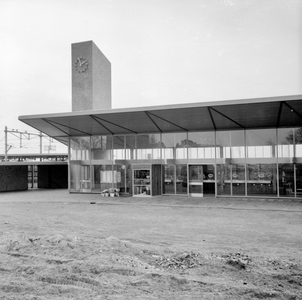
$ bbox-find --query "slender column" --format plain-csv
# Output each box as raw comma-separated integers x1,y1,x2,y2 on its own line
40,132,42,161
244,130,247,197
293,129,296,198
276,128,279,198
4,126,8,162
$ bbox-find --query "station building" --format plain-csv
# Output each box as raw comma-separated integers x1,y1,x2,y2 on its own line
19,41,302,198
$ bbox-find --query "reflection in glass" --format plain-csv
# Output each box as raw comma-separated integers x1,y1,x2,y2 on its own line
163,165,175,194
247,164,277,196
99,165,113,191
295,164,302,197
80,165,90,192
246,129,276,158
277,128,294,158
113,136,125,159
126,135,136,160
278,164,294,197
189,165,203,195
230,131,245,158
70,137,91,160
115,164,131,194
70,164,80,191
231,164,245,195
295,128,302,157
91,136,112,160
216,131,231,158
176,165,187,194
188,132,215,159
216,164,231,195
137,134,161,160
162,133,187,159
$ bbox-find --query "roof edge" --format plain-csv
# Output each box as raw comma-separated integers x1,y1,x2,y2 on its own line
19,94,302,121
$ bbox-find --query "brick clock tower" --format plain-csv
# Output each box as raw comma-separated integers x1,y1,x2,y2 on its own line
71,41,111,111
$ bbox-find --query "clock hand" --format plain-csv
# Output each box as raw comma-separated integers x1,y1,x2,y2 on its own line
80,59,87,66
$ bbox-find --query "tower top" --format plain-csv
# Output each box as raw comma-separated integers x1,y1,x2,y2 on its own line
71,41,111,111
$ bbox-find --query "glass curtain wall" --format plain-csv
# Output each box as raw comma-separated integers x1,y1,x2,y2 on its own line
246,129,277,196
162,133,187,159
91,135,113,193
137,134,161,160
126,136,136,160
70,137,91,192
188,132,215,159
69,128,302,198
216,131,245,196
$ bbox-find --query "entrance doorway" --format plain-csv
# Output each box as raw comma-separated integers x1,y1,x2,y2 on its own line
189,165,203,197
80,165,91,192
188,164,215,197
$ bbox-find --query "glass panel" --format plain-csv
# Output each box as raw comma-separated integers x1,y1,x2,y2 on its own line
91,136,112,160
176,165,187,195
277,128,294,158
295,164,302,197
70,164,80,191
231,131,245,159
70,137,90,160
216,164,231,195
216,131,231,159
247,164,277,196
295,128,302,157
100,165,113,192
203,165,215,195
162,133,187,159
137,134,161,160
126,135,136,160
188,132,215,159
246,129,276,158
91,165,101,192
113,136,125,160
232,164,245,195
115,164,131,194
80,165,91,192
133,169,151,195
163,165,175,194
189,165,203,194
278,164,294,197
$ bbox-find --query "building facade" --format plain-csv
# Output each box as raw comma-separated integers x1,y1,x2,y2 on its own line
20,95,302,198
18,41,302,198
68,125,302,198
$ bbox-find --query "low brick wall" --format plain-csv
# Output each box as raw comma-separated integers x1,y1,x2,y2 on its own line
0,166,28,192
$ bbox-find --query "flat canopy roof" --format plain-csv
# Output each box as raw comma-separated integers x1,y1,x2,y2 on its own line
19,95,302,142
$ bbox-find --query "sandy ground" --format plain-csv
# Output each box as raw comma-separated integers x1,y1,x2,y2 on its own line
0,190,302,299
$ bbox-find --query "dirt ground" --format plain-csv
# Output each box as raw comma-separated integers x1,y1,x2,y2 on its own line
0,190,302,299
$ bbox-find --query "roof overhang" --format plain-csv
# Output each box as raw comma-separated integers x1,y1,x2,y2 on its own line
19,95,302,141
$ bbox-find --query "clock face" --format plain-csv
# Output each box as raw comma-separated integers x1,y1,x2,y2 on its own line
74,57,88,73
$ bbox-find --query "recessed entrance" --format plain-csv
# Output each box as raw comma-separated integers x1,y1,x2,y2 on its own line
188,165,203,197
188,164,215,197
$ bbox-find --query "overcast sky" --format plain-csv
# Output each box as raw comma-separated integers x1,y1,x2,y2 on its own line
0,0,301,146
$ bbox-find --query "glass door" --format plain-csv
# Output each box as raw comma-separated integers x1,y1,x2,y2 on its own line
80,165,91,192
189,165,203,197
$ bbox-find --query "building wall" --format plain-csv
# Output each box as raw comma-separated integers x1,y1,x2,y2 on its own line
0,166,28,192
38,165,68,189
